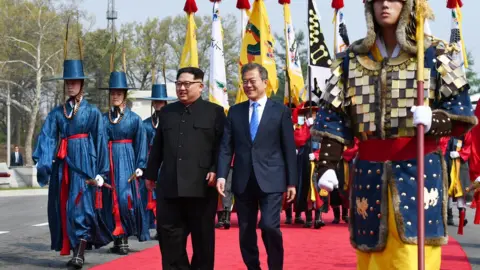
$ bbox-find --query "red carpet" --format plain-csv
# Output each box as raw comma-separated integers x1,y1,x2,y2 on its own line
92,212,471,270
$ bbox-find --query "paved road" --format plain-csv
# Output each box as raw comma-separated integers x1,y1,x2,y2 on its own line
450,205,480,269
0,195,158,270
0,194,479,269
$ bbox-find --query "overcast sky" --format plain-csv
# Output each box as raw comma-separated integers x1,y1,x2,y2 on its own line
81,0,480,73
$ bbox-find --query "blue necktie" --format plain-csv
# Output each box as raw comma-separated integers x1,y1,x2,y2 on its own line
250,102,259,141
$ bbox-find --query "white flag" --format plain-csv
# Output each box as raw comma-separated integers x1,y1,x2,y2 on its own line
449,8,466,72
334,8,349,55
208,2,229,111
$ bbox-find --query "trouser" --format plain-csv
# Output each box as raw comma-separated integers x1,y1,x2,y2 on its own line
156,192,218,270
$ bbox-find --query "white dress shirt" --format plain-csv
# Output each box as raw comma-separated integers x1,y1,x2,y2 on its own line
249,94,268,124
15,152,19,163
217,95,268,185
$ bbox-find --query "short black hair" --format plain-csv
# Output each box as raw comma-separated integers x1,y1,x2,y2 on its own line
241,63,268,81
177,67,204,81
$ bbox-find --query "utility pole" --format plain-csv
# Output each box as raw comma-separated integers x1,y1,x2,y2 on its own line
106,0,118,41
6,83,11,167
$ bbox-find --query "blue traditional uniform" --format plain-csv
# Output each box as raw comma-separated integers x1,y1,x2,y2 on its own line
100,71,150,254
311,1,477,269
138,84,176,231
33,59,112,268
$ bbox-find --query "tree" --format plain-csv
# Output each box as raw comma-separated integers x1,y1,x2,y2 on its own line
272,30,308,103
0,0,65,165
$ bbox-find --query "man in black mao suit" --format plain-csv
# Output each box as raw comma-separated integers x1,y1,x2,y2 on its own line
216,63,297,270
145,67,226,270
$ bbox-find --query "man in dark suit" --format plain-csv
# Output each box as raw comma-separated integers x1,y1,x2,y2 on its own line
10,145,24,166
216,63,297,270
145,67,226,270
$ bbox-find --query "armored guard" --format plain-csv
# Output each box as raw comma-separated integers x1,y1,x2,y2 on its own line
100,69,150,255
445,133,472,228
33,26,111,269
311,0,477,269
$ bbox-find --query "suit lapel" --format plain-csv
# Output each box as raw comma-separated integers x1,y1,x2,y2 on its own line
241,101,252,143
253,99,273,144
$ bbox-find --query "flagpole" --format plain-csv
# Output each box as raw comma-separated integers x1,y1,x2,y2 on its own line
307,0,312,144
415,2,426,270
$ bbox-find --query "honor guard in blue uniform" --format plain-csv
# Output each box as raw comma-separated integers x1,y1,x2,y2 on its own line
33,25,111,269
99,68,150,255
137,82,176,238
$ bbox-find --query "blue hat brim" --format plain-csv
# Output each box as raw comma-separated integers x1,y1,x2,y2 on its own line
43,76,91,82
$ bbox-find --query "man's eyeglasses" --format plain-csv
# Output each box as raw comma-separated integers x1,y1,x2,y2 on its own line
175,81,202,89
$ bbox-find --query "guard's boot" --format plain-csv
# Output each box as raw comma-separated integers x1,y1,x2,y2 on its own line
285,206,293,224
215,211,225,229
294,212,305,224
332,207,341,224
110,237,129,255
304,210,313,228
459,208,468,227
447,208,454,226
341,206,349,224
314,210,325,229
223,211,231,229
67,239,87,269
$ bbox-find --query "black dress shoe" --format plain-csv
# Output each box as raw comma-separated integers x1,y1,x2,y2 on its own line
285,217,292,224
294,217,305,224
223,211,231,229
314,220,325,229
304,221,313,228
215,211,225,229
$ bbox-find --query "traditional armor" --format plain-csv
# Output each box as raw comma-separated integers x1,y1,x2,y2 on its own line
311,0,477,268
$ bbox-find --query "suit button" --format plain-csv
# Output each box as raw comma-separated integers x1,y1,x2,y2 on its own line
178,145,182,148
181,120,186,123
178,158,182,161
180,132,183,135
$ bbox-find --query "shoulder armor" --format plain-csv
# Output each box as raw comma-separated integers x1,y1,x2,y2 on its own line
436,53,468,97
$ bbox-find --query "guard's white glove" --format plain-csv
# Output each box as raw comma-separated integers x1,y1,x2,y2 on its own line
309,153,315,161
410,105,432,133
95,175,104,187
318,169,339,192
450,151,460,159
296,149,299,155
135,168,143,177
475,176,480,183
306,117,314,127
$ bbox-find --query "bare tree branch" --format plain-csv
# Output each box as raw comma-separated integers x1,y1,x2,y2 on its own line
40,49,62,69
0,93,32,113
9,42,37,61
6,36,36,51
0,80,24,89
0,60,36,71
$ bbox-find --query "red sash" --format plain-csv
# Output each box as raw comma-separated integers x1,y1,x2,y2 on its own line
57,133,88,256
108,139,133,236
358,137,439,162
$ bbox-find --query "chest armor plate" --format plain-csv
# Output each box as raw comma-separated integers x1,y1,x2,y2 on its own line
344,53,435,139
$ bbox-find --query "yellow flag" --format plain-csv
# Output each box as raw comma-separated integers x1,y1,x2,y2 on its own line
235,0,278,104
180,13,199,68
283,3,304,106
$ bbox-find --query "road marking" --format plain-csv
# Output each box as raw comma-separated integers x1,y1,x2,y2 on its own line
0,231,9,235
32,222,48,227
